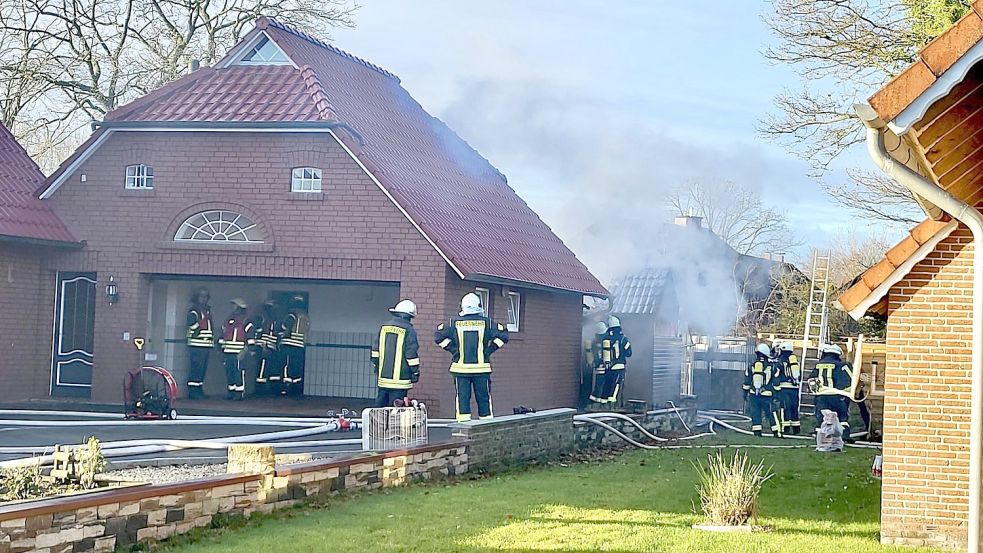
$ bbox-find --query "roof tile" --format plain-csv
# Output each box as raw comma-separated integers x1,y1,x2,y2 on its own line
921,10,983,76
608,268,672,314
0,123,75,243
869,60,938,122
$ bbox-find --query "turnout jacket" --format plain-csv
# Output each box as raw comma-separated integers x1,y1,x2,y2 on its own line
812,353,854,397
372,315,421,390
185,306,214,348
219,312,253,355
589,334,606,373
434,313,509,374
743,355,777,397
601,329,632,370
775,351,801,390
280,309,310,348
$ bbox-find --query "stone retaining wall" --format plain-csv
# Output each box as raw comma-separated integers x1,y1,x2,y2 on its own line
0,442,467,553
575,407,698,449
449,408,576,472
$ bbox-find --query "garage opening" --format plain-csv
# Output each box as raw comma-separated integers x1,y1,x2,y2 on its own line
146,276,399,399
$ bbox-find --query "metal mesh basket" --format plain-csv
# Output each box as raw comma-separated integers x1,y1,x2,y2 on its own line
360,405,428,451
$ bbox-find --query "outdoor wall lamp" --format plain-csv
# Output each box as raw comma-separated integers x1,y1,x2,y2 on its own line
105,276,119,304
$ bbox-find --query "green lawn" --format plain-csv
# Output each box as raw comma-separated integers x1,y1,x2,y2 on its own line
160,440,944,553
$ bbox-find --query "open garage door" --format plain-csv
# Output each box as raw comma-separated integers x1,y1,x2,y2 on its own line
146,276,399,400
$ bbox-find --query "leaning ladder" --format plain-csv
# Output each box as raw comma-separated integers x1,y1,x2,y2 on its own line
799,250,831,417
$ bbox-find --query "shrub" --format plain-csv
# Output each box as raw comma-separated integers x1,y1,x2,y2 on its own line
693,451,773,526
0,460,53,501
76,436,107,489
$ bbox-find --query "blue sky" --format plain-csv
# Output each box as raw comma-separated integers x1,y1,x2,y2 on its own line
332,1,902,268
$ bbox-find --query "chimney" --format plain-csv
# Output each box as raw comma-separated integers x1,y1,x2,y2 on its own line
189,59,201,72
773,252,785,264
761,252,771,261
673,215,703,230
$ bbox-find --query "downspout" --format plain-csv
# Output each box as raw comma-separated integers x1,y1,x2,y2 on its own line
856,103,983,553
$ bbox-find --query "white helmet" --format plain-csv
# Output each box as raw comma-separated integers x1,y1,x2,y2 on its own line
460,293,483,316
606,315,621,329
594,321,608,334
755,343,772,357
820,343,843,356
779,342,795,352
390,299,417,318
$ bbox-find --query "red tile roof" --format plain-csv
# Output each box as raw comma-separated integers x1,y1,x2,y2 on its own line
837,218,953,317
56,17,605,295
0,123,76,243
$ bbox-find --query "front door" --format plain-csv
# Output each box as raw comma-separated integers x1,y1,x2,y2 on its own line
50,272,96,397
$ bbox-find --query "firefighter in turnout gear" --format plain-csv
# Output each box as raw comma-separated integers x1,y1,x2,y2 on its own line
372,300,421,407
600,316,631,406
744,343,781,437
219,298,253,400
280,296,310,397
254,299,282,396
774,341,802,435
185,288,214,399
587,321,608,406
811,343,854,437
435,292,509,422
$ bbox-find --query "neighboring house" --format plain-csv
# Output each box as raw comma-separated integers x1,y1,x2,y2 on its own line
837,2,983,547
2,17,606,417
0,123,80,399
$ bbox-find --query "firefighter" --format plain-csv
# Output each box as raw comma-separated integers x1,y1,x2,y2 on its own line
811,343,854,438
600,316,631,406
774,341,802,435
371,299,421,408
185,288,214,399
435,292,509,422
743,343,781,437
255,299,281,396
280,295,310,397
587,321,608,407
219,298,253,400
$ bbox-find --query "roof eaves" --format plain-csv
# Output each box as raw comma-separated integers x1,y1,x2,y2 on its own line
466,272,608,298
836,219,957,320
0,234,83,249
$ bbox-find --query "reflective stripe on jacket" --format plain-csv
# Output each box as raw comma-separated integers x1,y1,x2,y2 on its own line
434,314,509,374
281,310,310,348
186,307,213,347
372,316,420,390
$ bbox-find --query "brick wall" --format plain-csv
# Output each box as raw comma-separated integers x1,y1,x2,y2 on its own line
0,245,58,401
574,406,698,450
450,408,576,472
881,225,973,550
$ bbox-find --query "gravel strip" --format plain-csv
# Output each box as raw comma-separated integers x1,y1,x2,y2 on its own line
106,463,228,484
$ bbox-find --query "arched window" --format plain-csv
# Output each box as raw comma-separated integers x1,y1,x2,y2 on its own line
174,210,263,243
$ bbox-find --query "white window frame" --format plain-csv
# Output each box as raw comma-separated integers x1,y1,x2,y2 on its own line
291,167,322,193
236,36,292,65
475,287,490,314
174,210,264,243
124,164,154,189
507,291,521,332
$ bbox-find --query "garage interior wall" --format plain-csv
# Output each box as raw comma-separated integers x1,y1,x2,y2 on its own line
147,277,398,398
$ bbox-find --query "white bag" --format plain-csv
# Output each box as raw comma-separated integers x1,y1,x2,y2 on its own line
816,409,844,452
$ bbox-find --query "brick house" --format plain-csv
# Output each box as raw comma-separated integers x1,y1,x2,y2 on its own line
837,1,983,548
2,17,606,417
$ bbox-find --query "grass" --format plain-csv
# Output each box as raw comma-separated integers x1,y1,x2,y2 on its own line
157,439,944,553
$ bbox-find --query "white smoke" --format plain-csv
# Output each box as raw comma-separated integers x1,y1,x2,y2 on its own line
435,80,779,336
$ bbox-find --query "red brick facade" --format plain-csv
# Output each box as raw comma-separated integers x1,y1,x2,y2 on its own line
0,245,58,401
881,226,974,549
18,130,584,416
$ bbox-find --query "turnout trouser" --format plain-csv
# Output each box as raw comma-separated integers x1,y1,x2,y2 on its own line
815,395,850,434
588,367,607,404
455,373,492,422
748,394,781,436
224,354,245,399
779,387,800,432
187,346,210,397
601,369,625,406
282,345,306,396
375,388,409,408
255,349,283,395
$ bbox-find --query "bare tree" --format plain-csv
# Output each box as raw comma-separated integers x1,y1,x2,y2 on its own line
667,179,798,255
823,168,922,225
0,0,356,166
761,0,970,223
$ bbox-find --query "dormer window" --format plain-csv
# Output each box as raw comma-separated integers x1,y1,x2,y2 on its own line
291,167,322,192
124,164,154,189
239,36,290,65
